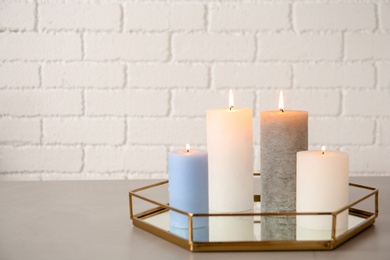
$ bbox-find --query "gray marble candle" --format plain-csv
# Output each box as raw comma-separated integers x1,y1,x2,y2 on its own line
260,94,308,240
260,109,308,213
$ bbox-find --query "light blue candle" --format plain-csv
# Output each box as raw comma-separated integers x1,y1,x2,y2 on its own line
169,145,208,229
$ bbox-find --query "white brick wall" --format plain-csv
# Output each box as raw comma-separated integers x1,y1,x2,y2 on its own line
345,33,390,60
0,147,82,172
0,63,40,87
381,3,390,30
378,63,390,88
295,3,376,31
40,3,121,31
126,3,204,31
85,33,169,61
0,90,82,116
173,90,254,116
214,64,291,88
44,118,125,145
259,33,342,61
43,63,125,88
128,64,208,88
173,33,255,61
0,119,40,144
129,118,206,145
209,3,290,31
0,0,389,180
0,2,35,31
85,90,169,116
0,33,82,60
294,64,375,88
344,90,390,116
85,146,167,173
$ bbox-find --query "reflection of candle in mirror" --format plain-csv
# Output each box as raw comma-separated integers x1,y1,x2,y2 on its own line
170,225,209,242
168,144,208,228
209,216,253,242
297,146,349,232
207,90,253,212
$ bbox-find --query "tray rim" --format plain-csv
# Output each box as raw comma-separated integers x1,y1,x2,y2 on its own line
129,175,379,252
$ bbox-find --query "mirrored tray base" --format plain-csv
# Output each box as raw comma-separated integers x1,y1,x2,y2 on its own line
129,176,378,252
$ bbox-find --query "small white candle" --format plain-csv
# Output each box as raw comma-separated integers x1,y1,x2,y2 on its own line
296,147,349,232
207,90,253,212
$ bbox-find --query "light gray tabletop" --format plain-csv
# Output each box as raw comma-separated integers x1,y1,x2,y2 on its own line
0,177,389,260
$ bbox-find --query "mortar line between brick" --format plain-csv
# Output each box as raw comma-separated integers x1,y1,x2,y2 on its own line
205,4,210,32
2,143,131,148
81,89,86,116
34,0,40,32
374,62,379,90
253,33,258,62
374,2,380,32
38,63,43,89
81,33,85,60
120,2,126,33
80,146,85,174
290,63,294,89
123,117,128,145
341,31,346,62
290,2,297,34
167,32,173,62
12,58,388,64
40,118,44,145
11,114,390,120
123,63,129,89
208,64,214,90
288,3,294,32
167,89,173,117
337,89,343,117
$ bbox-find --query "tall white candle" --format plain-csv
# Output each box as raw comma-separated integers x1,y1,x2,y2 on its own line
296,147,349,232
207,90,253,212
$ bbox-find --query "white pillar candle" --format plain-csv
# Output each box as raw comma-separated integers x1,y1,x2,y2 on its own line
207,90,253,212
296,147,349,232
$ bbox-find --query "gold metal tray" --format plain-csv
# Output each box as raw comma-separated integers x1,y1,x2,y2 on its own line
129,174,378,251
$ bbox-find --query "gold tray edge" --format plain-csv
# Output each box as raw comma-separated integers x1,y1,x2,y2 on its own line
129,177,379,252
131,207,376,251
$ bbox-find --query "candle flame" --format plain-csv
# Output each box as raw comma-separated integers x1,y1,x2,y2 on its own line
229,89,234,110
278,90,284,112
321,145,326,155
186,144,190,153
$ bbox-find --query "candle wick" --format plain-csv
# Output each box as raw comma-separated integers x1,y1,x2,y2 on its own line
186,149,189,153
280,109,284,113
322,151,324,155
229,106,233,111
